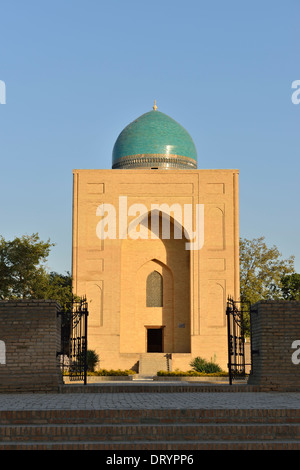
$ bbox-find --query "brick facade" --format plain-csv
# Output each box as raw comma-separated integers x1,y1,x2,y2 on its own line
248,301,300,391
0,300,63,393
72,169,240,372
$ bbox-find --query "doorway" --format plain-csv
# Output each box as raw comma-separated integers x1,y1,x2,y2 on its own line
147,328,163,352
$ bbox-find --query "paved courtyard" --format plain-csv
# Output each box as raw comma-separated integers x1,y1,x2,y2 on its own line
0,388,300,411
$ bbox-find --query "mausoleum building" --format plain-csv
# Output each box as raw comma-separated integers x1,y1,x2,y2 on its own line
72,103,239,372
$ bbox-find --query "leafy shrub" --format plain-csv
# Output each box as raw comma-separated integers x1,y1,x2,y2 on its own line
64,368,136,377
72,349,99,372
92,369,136,376
157,370,228,377
190,356,223,374
86,350,99,372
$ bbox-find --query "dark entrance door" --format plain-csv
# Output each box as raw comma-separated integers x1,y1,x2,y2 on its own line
147,328,163,352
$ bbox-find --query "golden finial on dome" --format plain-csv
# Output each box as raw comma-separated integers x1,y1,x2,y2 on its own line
153,100,158,111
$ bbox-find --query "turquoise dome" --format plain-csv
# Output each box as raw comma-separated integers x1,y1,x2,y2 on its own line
112,108,197,169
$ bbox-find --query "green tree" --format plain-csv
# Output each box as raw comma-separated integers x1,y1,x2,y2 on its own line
0,233,54,299
0,233,75,309
239,236,295,305
32,270,75,308
280,273,300,301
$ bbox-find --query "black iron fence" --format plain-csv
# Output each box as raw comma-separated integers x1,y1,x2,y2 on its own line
58,297,89,385
226,297,252,385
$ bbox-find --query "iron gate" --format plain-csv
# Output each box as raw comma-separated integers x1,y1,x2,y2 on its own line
58,297,89,385
226,297,251,385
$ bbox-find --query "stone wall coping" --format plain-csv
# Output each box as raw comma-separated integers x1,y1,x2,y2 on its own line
0,300,61,308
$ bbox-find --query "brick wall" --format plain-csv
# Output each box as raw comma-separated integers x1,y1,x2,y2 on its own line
248,301,300,391
0,300,63,393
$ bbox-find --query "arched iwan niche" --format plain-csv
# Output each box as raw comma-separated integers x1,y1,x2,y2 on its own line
120,209,191,354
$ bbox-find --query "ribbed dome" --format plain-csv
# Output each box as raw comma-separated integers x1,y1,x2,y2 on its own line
112,108,197,169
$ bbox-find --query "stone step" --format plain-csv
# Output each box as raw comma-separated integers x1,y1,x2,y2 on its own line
59,383,261,393
0,408,300,426
1,422,300,443
1,440,300,450
1,408,300,450
1,407,300,450
132,375,154,380
1,408,300,425
138,353,172,376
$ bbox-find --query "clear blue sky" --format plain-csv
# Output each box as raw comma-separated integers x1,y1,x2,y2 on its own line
0,0,299,274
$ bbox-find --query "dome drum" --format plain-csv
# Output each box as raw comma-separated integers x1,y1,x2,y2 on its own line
112,153,197,170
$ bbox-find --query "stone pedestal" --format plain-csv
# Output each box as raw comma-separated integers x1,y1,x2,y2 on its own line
248,301,300,391
0,300,63,393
